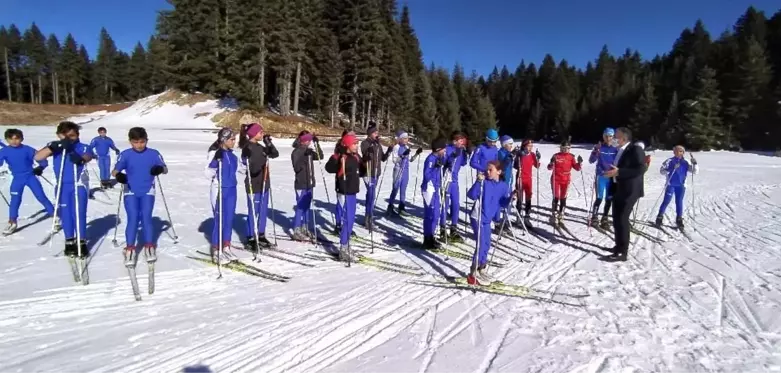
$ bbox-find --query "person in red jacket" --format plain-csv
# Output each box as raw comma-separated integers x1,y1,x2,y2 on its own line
547,140,582,226
513,139,540,227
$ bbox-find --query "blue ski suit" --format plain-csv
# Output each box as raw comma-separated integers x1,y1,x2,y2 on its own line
440,144,468,228
469,143,499,174
206,148,238,248
495,147,516,222
467,178,511,267
0,145,54,221
90,136,120,181
658,157,698,218
388,143,414,208
114,148,166,248
421,153,444,237
49,141,94,240
588,144,617,200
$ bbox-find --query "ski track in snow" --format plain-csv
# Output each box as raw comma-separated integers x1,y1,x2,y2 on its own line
0,121,780,372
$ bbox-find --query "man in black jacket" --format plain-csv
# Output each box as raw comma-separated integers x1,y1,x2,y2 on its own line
601,127,645,262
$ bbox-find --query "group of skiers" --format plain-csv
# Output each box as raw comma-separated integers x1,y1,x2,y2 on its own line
0,120,700,285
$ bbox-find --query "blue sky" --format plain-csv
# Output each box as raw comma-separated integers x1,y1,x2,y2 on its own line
2,0,779,76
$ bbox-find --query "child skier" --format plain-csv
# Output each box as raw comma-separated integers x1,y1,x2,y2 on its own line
655,145,698,229
112,127,167,267
334,129,356,235
387,130,423,216
421,137,448,250
547,140,582,226
360,123,392,229
469,128,499,175
467,160,514,285
239,122,279,252
325,133,364,260
0,129,55,235
588,127,618,228
205,128,239,261
290,131,324,241
513,139,540,227
90,127,121,189
439,131,469,242
35,121,94,257
495,135,516,226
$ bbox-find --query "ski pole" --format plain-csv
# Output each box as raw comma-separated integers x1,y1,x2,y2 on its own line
470,178,484,278
246,157,262,260
307,154,319,249
0,189,9,207
314,153,335,226
156,176,179,243
40,175,54,187
690,153,697,222
340,155,351,267
268,166,278,248
49,153,67,250
368,158,375,254
73,164,84,281
111,189,123,247
371,156,390,216
412,154,422,205
217,158,224,279
579,169,591,235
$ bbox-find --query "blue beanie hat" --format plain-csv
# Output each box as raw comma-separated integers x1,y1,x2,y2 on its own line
486,128,499,141
603,127,615,137
395,130,409,139
500,135,514,146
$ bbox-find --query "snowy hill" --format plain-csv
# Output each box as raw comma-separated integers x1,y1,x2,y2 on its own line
0,111,780,372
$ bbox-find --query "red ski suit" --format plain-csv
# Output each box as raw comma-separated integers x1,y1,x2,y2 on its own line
514,152,539,201
547,152,581,199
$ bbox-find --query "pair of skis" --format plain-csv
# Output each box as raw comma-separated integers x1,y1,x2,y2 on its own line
67,256,90,286
189,251,291,282
127,261,155,301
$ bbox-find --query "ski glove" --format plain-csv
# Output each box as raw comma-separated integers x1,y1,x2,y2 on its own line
452,147,461,157
535,150,541,160
577,155,583,164
150,165,165,176
690,157,698,165
33,166,44,176
115,149,120,156
263,135,272,147
47,139,74,153
312,135,319,143
416,147,424,155
69,151,85,165
115,172,128,184
402,148,411,157
385,146,394,157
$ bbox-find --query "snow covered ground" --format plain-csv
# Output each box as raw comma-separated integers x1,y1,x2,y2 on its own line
1,112,780,372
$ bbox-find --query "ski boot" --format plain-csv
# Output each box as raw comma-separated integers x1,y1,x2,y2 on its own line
438,227,448,242
523,213,533,228
245,237,260,253
398,203,407,217
143,245,157,263
257,234,273,249
123,246,139,268
334,224,341,235
422,235,441,250
599,216,611,230
338,244,356,262
3,221,17,236
304,227,316,241
654,215,663,228
676,216,685,229
386,204,398,216
364,216,374,231
477,267,495,285
448,226,465,243
589,213,600,227
291,227,309,242
64,239,78,257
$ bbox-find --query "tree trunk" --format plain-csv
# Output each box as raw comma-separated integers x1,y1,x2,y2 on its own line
110,86,114,102
71,84,75,105
280,70,291,116
330,89,339,128
3,48,10,101
257,32,266,108
51,73,56,104
38,74,43,104
367,93,373,129
293,61,301,115
350,75,358,130
64,82,69,105
29,80,35,103
16,82,22,103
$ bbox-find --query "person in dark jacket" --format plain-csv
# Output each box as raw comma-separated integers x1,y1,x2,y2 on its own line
290,131,324,241
325,133,365,261
239,122,279,252
334,129,356,234
360,123,392,230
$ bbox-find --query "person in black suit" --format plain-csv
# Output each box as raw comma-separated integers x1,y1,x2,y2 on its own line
601,127,645,262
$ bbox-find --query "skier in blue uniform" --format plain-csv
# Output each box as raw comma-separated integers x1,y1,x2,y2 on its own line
439,131,469,243
467,160,513,285
90,127,121,189
238,122,279,252
588,127,618,228
112,127,167,267
205,128,239,261
35,121,94,258
0,129,55,235
421,137,448,250
469,128,500,175
386,130,422,216
494,135,516,227
655,145,699,229
325,133,364,261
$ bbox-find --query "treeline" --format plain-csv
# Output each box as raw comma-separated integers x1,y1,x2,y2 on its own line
485,6,781,151
0,0,496,143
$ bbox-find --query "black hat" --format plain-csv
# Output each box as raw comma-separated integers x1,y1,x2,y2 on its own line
560,139,571,147
367,125,378,136
431,137,447,152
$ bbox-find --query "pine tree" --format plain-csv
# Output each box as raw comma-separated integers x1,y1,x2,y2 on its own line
681,66,722,150
45,34,61,104
95,28,119,102
0,26,10,101
77,45,92,104
724,37,772,148
22,23,47,103
628,78,660,142
58,34,81,105
5,25,22,102
428,66,460,139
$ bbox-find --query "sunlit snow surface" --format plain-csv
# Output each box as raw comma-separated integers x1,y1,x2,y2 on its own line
0,107,780,372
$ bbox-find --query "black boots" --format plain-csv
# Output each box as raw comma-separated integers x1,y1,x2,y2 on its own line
64,239,89,258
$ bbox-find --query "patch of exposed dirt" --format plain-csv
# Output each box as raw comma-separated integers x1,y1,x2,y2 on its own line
212,109,346,139
0,101,130,125
154,89,211,107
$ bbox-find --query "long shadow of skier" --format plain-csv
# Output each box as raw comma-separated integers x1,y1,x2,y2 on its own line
151,217,172,246
374,218,465,277
83,214,119,267
14,214,51,234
